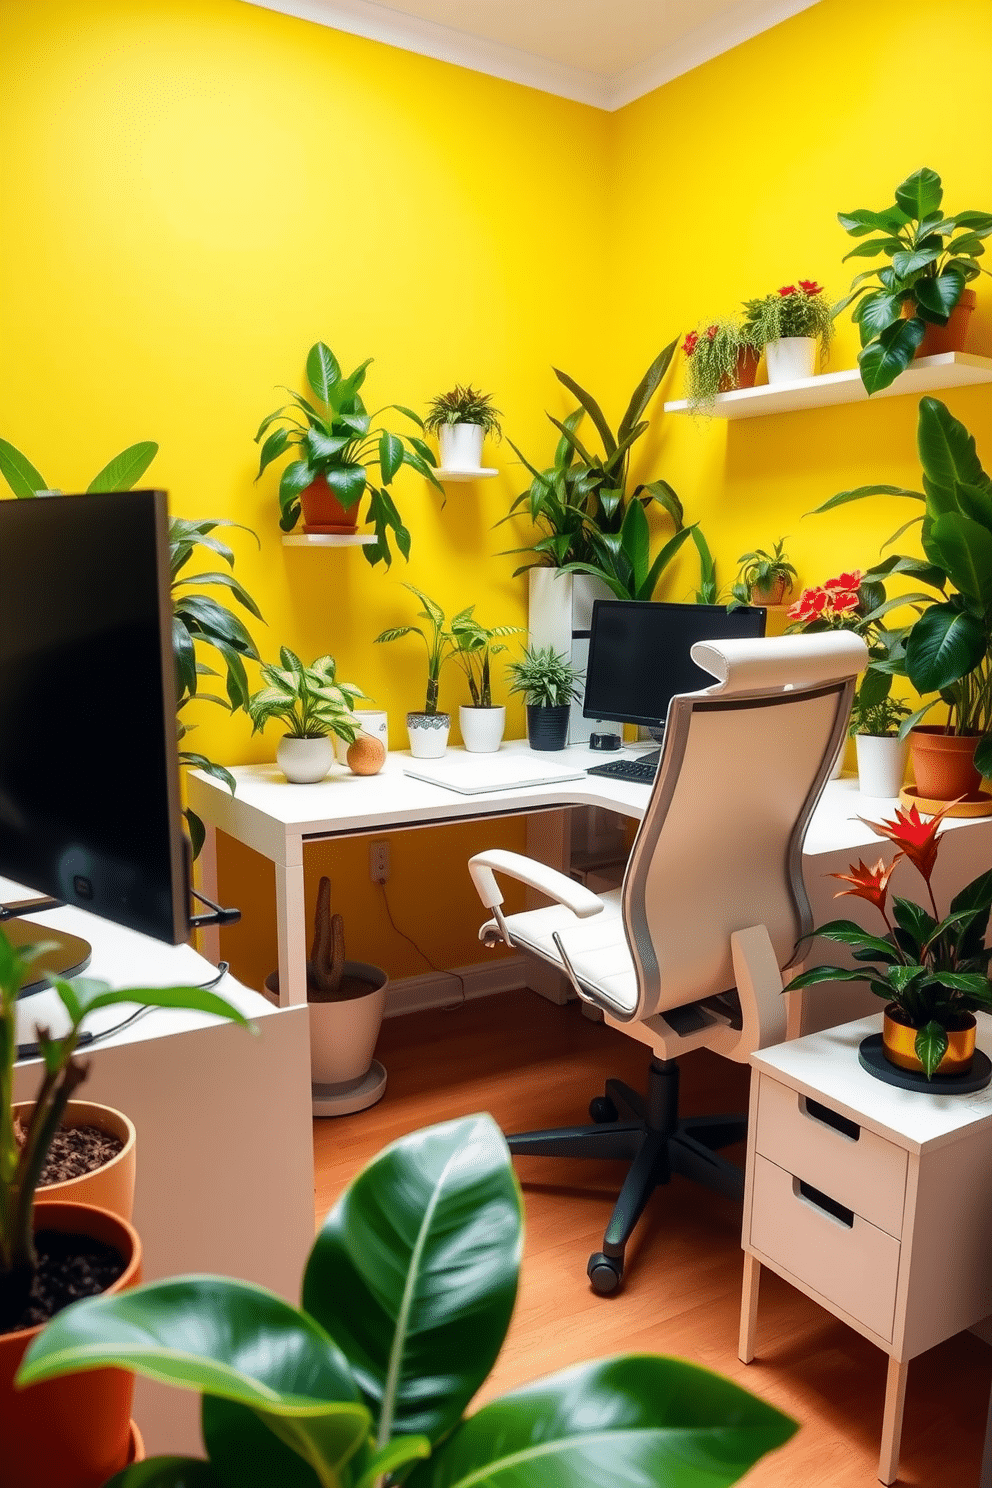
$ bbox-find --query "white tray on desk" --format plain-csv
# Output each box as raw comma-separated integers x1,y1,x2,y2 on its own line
402,749,588,794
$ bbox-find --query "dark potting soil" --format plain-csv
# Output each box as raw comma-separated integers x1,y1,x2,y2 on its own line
0,1230,126,1335
308,973,382,1004
38,1123,124,1185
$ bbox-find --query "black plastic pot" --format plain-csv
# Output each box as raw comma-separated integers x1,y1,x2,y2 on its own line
527,703,570,751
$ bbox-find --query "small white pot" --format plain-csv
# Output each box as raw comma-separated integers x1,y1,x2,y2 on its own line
765,336,817,383
334,709,389,764
439,422,485,472
856,733,910,798
276,735,334,784
407,711,450,758
308,961,388,1085
459,705,505,753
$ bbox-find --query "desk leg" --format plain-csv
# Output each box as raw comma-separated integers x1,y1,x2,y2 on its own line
878,1355,909,1485
195,825,221,966
275,849,308,1009
739,1251,761,1364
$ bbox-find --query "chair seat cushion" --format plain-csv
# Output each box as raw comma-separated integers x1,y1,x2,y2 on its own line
490,890,639,1014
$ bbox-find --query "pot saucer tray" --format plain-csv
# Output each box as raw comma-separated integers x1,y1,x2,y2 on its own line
858,1034,992,1094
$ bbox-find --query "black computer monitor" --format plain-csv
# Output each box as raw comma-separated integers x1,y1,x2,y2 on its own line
583,600,768,730
0,489,190,967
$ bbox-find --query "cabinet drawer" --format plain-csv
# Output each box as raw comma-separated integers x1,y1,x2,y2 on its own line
749,1154,900,1342
754,1074,907,1237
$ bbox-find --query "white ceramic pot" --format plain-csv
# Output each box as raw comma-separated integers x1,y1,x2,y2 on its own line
407,711,450,758
307,961,388,1085
765,336,817,383
439,422,485,471
528,568,610,746
334,709,389,764
856,733,910,798
459,705,505,753
276,735,334,784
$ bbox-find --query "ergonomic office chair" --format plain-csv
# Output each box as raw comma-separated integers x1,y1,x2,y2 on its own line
469,631,868,1293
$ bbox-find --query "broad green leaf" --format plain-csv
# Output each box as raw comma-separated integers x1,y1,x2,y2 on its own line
378,431,403,485
854,291,902,339
815,920,899,960
305,430,351,464
552,368,616,455
103,1460,224,1487
48,975,252,1030
905,603,985,692
638,478,684,529
858,317,925,394
306,343,342,403
975,735,992,780
808,483,925,515
928,513,992,607
324,464,367,509
302,1114,522,1447
918,396,992,497
915,1021,948,1079
838,206,910,236
639,522,696,603
913,270,964,322
174,570,264,620
620,494,651,591
408,1355,796,1488
895,167,942,221
891,246,940,278
618,339,678,439
0,436,47,496
202,1394,363,1488
87,442,159,493
256,427,291,481
781,964,881,992
891,898,937,953
842,236,904,261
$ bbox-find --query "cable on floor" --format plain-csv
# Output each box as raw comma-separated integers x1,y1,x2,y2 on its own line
376,884,467,1011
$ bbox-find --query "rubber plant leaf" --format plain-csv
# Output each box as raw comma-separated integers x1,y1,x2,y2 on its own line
905,603,986,693
917,397,992,498
103,1460,226,1487
302,1114,522,1447
407,1355,796,1488
202,1394,366,1488
86,442,159,493
895,167,943,221
306,343,342,404
858,317,925,394
927,512,992,608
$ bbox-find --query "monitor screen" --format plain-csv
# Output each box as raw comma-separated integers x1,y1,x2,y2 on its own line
0,489,190,944
582,600,768,728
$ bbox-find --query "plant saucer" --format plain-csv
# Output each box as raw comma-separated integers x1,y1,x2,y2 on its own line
898,785,992,819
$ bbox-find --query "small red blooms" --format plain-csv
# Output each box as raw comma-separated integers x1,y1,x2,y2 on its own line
824,570,862,591
706,324,718,340
683,332,699,356
778,285,797,297
788,572,864,626
798,279,824,296
831,857,896,912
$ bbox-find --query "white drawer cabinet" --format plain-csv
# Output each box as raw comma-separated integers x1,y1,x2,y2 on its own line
740,1013,992,1485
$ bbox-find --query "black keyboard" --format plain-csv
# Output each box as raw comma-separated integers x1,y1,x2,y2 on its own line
586,749,660,784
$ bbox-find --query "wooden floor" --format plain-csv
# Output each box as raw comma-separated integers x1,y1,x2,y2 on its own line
313,989,990,1488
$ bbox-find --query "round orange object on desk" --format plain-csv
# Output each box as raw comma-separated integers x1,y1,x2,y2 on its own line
347,733,386,775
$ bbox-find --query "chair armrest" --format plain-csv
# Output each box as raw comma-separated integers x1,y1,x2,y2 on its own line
468,850,605,917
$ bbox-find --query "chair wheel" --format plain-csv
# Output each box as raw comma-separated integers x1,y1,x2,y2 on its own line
589,1095,618,1124
587,1252,623,1294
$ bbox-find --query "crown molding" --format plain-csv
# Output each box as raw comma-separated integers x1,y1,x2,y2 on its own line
239,0,822,111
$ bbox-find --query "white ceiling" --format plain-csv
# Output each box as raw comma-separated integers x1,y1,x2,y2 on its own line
241,0,823,109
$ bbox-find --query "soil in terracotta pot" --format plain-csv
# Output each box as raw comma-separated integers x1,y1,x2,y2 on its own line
0,1231,127,1335
17,1120,124,1186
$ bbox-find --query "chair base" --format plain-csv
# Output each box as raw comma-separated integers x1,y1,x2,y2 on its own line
507,1057,746,1294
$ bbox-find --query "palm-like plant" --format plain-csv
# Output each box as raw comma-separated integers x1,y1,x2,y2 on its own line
374,586,460,715
450,610,521,709
247,649,365,742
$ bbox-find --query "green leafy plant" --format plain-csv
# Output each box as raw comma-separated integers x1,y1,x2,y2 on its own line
810,397,992,776
0,438,159,499
732,538,797,604
849,692,912,738
741,282,834,357
247,649,366,742
0,928,249,1330
784,803,992,1076
450,611,521,709
254,341,442,567
423,385,502,439
681,320,759,412
506,645,584,708
836,167,992,394
691,527,723,604
17,1112,796,1486
502,345,683,575
786,569,917,724
374,587,461,715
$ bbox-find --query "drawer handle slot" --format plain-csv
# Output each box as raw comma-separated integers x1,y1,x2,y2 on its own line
800,1096,860,1142
795,1178,854,1228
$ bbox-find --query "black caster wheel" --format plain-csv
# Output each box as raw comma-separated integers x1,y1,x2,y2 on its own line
589,1095,618,1124
587,1252,623,1294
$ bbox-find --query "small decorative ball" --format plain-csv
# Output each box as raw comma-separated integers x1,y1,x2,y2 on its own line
347,732,386,776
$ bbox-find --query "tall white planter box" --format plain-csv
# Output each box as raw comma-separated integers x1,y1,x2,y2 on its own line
528,569,612,745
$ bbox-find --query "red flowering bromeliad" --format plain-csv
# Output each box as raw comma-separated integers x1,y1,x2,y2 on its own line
784,803,992,1077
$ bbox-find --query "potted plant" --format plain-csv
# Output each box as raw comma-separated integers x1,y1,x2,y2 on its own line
741,281,834,383
19,1113,796,1487
375,586,463,758
849,692,912,798
247,647,366,784
836,167,992,394
254,341,442,567
450,609,521,753
423,383,502,473
12,1100,136,1225
0,928,248,1488
506,645,584,751
682,319,760,411
732,538,797,606
784,801,992,1080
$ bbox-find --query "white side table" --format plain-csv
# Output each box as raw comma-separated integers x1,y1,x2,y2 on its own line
739,1012,992,1484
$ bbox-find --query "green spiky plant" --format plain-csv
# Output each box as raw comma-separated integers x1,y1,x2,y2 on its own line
17,1114,797,1487
505,645,584,709
423,385,502,439
732,538,798,605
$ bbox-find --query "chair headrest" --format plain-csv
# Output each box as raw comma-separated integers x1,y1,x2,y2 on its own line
690,631,869,697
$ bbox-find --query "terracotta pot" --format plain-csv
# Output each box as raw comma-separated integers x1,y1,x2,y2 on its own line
750,575,792,607
902,287,976,358
0,1201,142,1488
127,1421,145,1463
13,1101,135,1223
299,477,360,535
883,1005,976,1076
910,726,981,800
718,346,759,392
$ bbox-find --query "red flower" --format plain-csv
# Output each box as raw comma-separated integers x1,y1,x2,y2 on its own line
824,570,862,592
862,802,955,886
832,590,861,614
778,285,797,297
831,857,896,912
798,279,823,296
706,324,718,340
683,332,699,356
788,586,828,621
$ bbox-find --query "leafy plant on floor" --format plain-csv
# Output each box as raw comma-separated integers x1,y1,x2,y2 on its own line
0,928,249,1331
506,645,584,708
450,611,521,709
423,385,502,439
254,341,442,567
247,649,366,742
18,1113,797,1487
835,167,992,393
741,282,834,357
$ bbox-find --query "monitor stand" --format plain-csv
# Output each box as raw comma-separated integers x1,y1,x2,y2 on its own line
1,905,91,997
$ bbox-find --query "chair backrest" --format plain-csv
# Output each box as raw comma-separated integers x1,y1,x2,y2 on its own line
608,631,868,1024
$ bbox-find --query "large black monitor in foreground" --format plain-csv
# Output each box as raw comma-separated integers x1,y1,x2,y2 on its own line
583,600,768,731
0,489,190,959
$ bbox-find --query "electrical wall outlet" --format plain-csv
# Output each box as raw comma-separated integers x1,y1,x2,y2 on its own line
369,840,390,884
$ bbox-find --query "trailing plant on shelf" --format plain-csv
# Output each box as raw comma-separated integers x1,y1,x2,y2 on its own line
502,344,683,574
741,281,834,358
18,1113,796,1488
682,320,760,411
374,586,460,715
254,341,442,567
836,166,992,394
423,384,502,440
450,610,521,709
506,645,584,709
0,928,248,1332
246,648,365,742
783,803,992,1077
732,538,797,605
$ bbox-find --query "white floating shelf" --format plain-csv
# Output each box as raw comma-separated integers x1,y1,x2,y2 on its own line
434,467,499,482
664,352,992,421
282,532,376,547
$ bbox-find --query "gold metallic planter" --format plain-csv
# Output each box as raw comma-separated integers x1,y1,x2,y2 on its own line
883,1007,976,1076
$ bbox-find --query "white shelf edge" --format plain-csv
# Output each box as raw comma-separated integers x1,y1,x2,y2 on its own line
435,467,499,481
663,352,992,421
282,533,377,547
